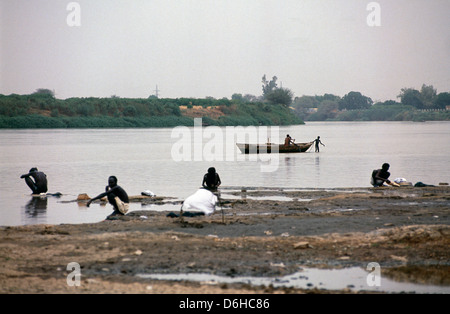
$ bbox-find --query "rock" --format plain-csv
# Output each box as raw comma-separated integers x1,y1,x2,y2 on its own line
390,255,407,263
293,241,311,249
77,193,90,200
134,249,143,256
270,262,285,268
288,207,310,211
141,190,155,197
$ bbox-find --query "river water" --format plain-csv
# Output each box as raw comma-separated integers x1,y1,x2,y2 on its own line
1,121,449,226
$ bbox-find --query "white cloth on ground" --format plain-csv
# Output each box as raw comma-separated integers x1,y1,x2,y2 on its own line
182,188,218,215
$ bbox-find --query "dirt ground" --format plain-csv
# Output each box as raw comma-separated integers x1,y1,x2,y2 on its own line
0,186,449,294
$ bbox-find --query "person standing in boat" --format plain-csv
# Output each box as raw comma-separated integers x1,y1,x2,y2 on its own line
314,136,325,152
202,167,221,192
20,167,48,194
284,134,295,146
87,176,130,218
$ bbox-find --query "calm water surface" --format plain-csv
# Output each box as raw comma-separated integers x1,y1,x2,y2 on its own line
1,121,449,226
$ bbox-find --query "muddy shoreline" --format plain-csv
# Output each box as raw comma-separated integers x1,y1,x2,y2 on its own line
1,186,449,294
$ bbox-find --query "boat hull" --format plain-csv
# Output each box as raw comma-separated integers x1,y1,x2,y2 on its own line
236,142,313,154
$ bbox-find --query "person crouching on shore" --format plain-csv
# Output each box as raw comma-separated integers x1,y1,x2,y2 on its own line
87,176,129,218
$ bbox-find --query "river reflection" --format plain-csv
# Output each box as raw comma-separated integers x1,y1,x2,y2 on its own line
23,196,47,218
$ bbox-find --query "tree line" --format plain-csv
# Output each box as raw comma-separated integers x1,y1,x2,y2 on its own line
1,79,448,128
0,89,303,128
292,84,450,121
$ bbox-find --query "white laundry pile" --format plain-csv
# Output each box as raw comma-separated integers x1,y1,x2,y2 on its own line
182,188,218,215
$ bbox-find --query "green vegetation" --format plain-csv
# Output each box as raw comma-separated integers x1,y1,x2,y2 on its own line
292,84,450,121
2,81,448,128
0,92,303,128
261,74,294,107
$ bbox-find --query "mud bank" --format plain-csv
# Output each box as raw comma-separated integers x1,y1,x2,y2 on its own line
0,186,449,294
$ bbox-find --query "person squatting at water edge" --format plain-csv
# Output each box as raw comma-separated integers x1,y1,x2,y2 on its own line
202,167,221,192
20,167,48,194
87,176,130,218
371,163,400,187
167,167,221,218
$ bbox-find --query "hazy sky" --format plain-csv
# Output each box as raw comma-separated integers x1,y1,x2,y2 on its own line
1,0,449,101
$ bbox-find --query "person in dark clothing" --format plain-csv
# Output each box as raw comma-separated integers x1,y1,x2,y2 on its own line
202,167,221,191
87,176,129,217
314,136,325,152
20,168,48,194
371,163,399,187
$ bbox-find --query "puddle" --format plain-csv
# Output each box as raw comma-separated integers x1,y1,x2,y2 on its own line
139,202,182,212
220,194,312,202
137,267,450,293
245,196,295,202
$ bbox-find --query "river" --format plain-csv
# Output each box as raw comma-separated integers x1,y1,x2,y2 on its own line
1,121,449,226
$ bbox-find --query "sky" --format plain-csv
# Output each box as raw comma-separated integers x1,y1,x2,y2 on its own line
1,0,449,102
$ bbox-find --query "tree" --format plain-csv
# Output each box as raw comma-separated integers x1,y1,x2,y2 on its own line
261,74,293,106
434,92,450,109
265,87,294,107
123,105,138,117
32,88,55,98
262,75,278,96
316,100,339,120
321,93,341,102
243,94,260,102
293,95,318,109
339,91,373,110
398,88,423,109
420,84,437,108
231,93,244,102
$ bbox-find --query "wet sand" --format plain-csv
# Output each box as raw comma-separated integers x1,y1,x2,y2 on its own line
0,186,449,294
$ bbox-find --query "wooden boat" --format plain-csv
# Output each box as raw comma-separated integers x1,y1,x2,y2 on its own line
236,142,313,154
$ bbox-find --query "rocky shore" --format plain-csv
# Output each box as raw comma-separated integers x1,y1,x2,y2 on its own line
0,186,449,294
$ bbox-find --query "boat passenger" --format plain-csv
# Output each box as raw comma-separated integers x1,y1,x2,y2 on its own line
284,134,294,146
